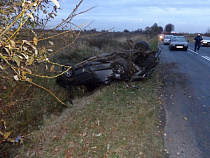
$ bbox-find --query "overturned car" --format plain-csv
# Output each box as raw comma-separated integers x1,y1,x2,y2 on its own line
56,41,161,91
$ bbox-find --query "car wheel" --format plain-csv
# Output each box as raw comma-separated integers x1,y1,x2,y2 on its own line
62,64,75,78
134,41,150,52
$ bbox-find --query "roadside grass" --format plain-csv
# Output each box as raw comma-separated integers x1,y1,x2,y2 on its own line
15,73,166,158
148,35,159,50
1,32,166,157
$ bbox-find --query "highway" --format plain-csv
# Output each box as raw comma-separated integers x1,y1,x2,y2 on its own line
158,42,210,158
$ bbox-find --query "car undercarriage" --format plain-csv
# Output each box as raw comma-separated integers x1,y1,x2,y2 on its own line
56,41,161,91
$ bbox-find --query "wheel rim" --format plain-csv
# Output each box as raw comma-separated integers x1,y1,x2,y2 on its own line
63,67,73,77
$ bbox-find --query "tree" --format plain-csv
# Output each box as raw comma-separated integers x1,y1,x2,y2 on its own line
124,29,129,32
0,0,92,106
150,23,159,35
158,26,163,34
165,24,174,33
144,26,151,34
0,0,96,146
143,23,163,35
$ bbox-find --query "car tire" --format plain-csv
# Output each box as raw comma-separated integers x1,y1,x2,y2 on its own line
134,41,150,52
62,64,75,79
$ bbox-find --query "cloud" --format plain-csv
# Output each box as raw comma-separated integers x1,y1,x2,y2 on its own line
48,0,210,33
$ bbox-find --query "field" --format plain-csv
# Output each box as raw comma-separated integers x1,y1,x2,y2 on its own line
0,31,167,157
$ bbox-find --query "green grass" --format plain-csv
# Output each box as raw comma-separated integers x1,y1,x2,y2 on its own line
1,32,167,157
148,35,159,51
14,74,166,158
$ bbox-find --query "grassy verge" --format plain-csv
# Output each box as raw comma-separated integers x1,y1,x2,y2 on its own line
1,33,166,157
15,73,166,157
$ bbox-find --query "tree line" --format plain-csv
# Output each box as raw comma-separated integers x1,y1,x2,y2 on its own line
124,23,174,35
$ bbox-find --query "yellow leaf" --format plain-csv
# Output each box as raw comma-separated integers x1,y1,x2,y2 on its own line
22,71,26,80
50,65,55,72
28,57,34,65
13,55,21,67
33,37,38,45
4,132,11,139
22,40,38,55
22,67,32,74
0,10,6,15
26,13,34,21
9,40,16,48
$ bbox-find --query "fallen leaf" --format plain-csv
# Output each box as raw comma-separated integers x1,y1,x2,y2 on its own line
95,133,102,137
13,75,19,81
47,49,53,52
4,132,11,139
183,117,188,120
82,132,87,137
49,41,54,45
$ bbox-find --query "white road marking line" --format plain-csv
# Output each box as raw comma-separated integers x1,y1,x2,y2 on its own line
201,56,210,62
188,49,210,62
188,49,198,54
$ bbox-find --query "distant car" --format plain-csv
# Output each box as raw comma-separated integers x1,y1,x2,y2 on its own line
159,34,164,42
169,36,188,51
201,36,210,46
163,35,174,45
56,41,161,91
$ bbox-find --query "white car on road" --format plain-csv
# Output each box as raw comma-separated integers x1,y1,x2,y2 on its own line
163,35,174,45
201,36,210,46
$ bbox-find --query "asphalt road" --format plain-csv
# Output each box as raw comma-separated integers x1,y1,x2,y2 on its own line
158,42,210,158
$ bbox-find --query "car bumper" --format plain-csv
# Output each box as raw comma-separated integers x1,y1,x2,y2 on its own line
201,42,210,46
163,41,170,45
170,45,188,50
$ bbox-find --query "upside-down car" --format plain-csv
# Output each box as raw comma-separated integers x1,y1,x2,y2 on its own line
56,41,161,91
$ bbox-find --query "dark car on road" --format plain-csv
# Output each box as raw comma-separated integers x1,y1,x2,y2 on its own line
56,41,161,91
169,36,188,51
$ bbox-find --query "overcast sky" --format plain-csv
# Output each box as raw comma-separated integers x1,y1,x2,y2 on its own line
47,0,210,33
